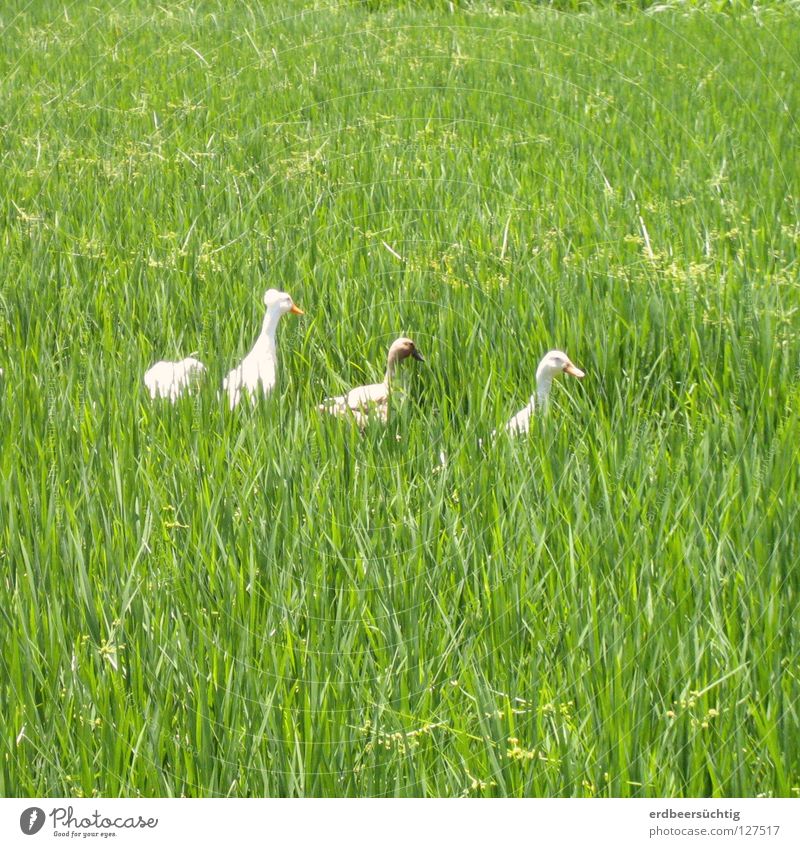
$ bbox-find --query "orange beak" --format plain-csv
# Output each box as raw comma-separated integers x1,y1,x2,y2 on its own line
564,362,585,379
290,304,304,315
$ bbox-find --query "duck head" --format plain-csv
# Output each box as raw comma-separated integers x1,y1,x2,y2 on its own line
263,288,304,316
536,350,584,383
388,336,425,363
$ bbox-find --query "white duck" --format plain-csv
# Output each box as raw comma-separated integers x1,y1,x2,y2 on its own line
144,356,206,402
223,288,303,409
319,336,424,426
505,349,584,435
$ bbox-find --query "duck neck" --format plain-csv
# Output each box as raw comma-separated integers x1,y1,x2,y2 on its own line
535,372,553,410
384,349,401,384
254,307,281,357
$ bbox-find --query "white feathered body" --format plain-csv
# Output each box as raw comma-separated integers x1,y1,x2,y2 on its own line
505,396,536,435
320,380,390,425
223,333,278,409
144,357,206,402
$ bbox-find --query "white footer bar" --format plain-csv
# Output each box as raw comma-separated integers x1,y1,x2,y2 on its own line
2,797,797,847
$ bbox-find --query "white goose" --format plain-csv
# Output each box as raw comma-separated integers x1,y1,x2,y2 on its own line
319,336,424,426
505,349,584,435
144,356,206,402
223,288,303,409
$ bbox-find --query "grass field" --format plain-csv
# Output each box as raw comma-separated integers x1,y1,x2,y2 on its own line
1,0,798,797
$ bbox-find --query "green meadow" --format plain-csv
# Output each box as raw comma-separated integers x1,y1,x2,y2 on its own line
1,0,798,797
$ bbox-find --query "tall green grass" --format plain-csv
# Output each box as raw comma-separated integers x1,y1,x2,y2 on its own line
0,0,798,797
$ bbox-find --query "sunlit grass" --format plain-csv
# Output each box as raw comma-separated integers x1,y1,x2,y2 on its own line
0,0,798,797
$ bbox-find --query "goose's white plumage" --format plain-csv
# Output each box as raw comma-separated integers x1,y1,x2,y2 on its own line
505,349,584,435
319,336,424,426
144,356,206,402
223,288,303,409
